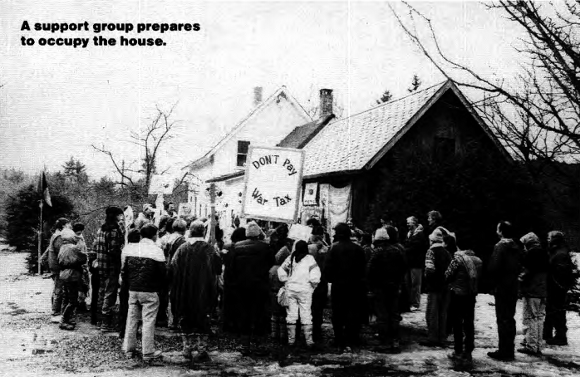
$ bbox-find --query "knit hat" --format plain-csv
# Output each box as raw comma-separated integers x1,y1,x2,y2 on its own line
246,221,261,238
520,232,540,248
374,228,390,241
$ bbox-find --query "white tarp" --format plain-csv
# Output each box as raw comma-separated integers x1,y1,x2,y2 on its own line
241,146,304,223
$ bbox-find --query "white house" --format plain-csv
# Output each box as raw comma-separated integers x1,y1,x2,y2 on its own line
184,86,312,227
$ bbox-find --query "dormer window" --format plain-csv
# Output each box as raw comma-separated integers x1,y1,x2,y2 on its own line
237,140,250,167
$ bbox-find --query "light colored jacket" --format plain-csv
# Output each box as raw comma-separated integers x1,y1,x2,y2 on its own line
278,254,321,292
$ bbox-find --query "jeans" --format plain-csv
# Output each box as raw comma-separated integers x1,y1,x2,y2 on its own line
123,291,160,356
409,269,422,308
62,281,79,324
426,290,450,343
374,287,401,343
494,291,517,356
99,270,120,316
51,275,64,315
449,292,476,355
522,297,546,352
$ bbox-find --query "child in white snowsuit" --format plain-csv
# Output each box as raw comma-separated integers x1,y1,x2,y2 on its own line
278,240,321,347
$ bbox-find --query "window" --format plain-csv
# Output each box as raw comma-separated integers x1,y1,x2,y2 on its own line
237,140,250,167
434,136,456,161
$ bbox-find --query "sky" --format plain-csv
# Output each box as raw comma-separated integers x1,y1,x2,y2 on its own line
0,1,524,181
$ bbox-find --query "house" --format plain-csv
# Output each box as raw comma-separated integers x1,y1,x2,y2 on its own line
204,89,336,230
298,80,542,255
185,86,312,224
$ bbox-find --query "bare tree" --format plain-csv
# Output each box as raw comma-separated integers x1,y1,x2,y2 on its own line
390,1,580,187
92,104,179,191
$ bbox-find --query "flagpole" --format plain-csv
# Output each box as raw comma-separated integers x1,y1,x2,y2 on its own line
38,199,43,275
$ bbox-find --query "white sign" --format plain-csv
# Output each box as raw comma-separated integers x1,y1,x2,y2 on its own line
288,223,312,242
178,203,193,217
303,182,318,206
241,146,304,223
149,175,174,195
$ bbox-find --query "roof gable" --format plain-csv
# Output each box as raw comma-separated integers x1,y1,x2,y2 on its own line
187,87,311,170
277,114,335,149
302,80,511,178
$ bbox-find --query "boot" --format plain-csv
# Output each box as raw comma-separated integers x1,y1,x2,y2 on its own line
100,314,115,333
303,324,314,348
287,324,297,346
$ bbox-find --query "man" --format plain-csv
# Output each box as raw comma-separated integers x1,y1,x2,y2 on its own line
324,223,366,353
421,226,452,347
57,229,87,330
40,217,71,323
166,202,178,218
121,224,165,362
368,227,407,354
170,220,219,362
518,232,548,356
309,231,329,344
229,221,274,354
94,206,125,332
544,231,574,346
426,211,443,235
487,221,521,361
445,247,482,364
72,223,89,312
405,216,428,311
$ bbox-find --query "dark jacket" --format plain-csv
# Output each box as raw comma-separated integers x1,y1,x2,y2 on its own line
121,240,166,293
488,238,521,295
368,241,407,290
424,244,452,293
405,225,428,269
230,239,274,289
44,232,64,275
58,244,87,282
520,242,548,298
548,246,575,292
323,240,366,287
446,250,482,296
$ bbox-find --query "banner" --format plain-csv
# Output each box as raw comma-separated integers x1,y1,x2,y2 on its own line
241,146,304,223
303,182,318,206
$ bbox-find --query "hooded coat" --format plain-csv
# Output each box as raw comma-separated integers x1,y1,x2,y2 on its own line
519,233,548,298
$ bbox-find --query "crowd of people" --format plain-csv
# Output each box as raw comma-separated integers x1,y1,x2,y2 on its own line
40,206,576,367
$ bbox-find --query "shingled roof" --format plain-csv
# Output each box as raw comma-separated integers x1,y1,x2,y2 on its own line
277,114,335,149
302,80,509,178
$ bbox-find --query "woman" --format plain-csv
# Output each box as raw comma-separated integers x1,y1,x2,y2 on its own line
278,240,321,348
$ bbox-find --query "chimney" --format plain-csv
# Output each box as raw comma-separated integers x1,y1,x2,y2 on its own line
319,89,333,119
253,86,263,106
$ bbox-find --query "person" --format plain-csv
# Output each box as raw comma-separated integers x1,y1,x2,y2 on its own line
155,216,176,328
346,218,364,244
166,202,178,218
222,227,247,333
445,246,482,364
57,229,88,330
517,232,548,356
368,227,407,353
421,226,452,347
121,224,166,362
324,222,366,353
170,220,218,362
278,240,321,349
426,211,443,234
487,221,521,361
135,204,155,229
118,229,141,339
229,221,274,353
94,206,126,332
269,245,291,344
41,217,70,323
309,231,329,343
405,216,428,311
166,219,187,329
72,223,89,312
544,231,575,346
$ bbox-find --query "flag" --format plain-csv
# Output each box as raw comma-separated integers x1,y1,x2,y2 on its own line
38,171,52,207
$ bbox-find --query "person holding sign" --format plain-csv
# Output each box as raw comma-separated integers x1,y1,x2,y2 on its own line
278,240,321,349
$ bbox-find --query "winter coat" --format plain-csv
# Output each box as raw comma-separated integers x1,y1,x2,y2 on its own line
278,254,321,293
368,241,407,291
44,231,63,275
488,238,521,295
548,246,575,292
405,225,429,269
58,244,87,282
323,240,366,287
519,242,548,298
230,239,274,289
445,250,482,296
424,243,452,293
121,239,166,292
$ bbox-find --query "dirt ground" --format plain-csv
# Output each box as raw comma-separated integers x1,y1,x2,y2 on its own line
1,243,580,377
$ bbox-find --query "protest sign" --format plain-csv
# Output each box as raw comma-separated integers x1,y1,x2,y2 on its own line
288,223,312,242
241,146,304,223
303,182,318,206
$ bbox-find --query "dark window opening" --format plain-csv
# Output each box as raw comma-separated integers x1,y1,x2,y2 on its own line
434,137,456,161
237,140,250,167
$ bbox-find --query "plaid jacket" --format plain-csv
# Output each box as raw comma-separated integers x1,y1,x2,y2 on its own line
94,224,125,274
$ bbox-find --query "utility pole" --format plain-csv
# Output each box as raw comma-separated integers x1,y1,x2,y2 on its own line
209,183,216,245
